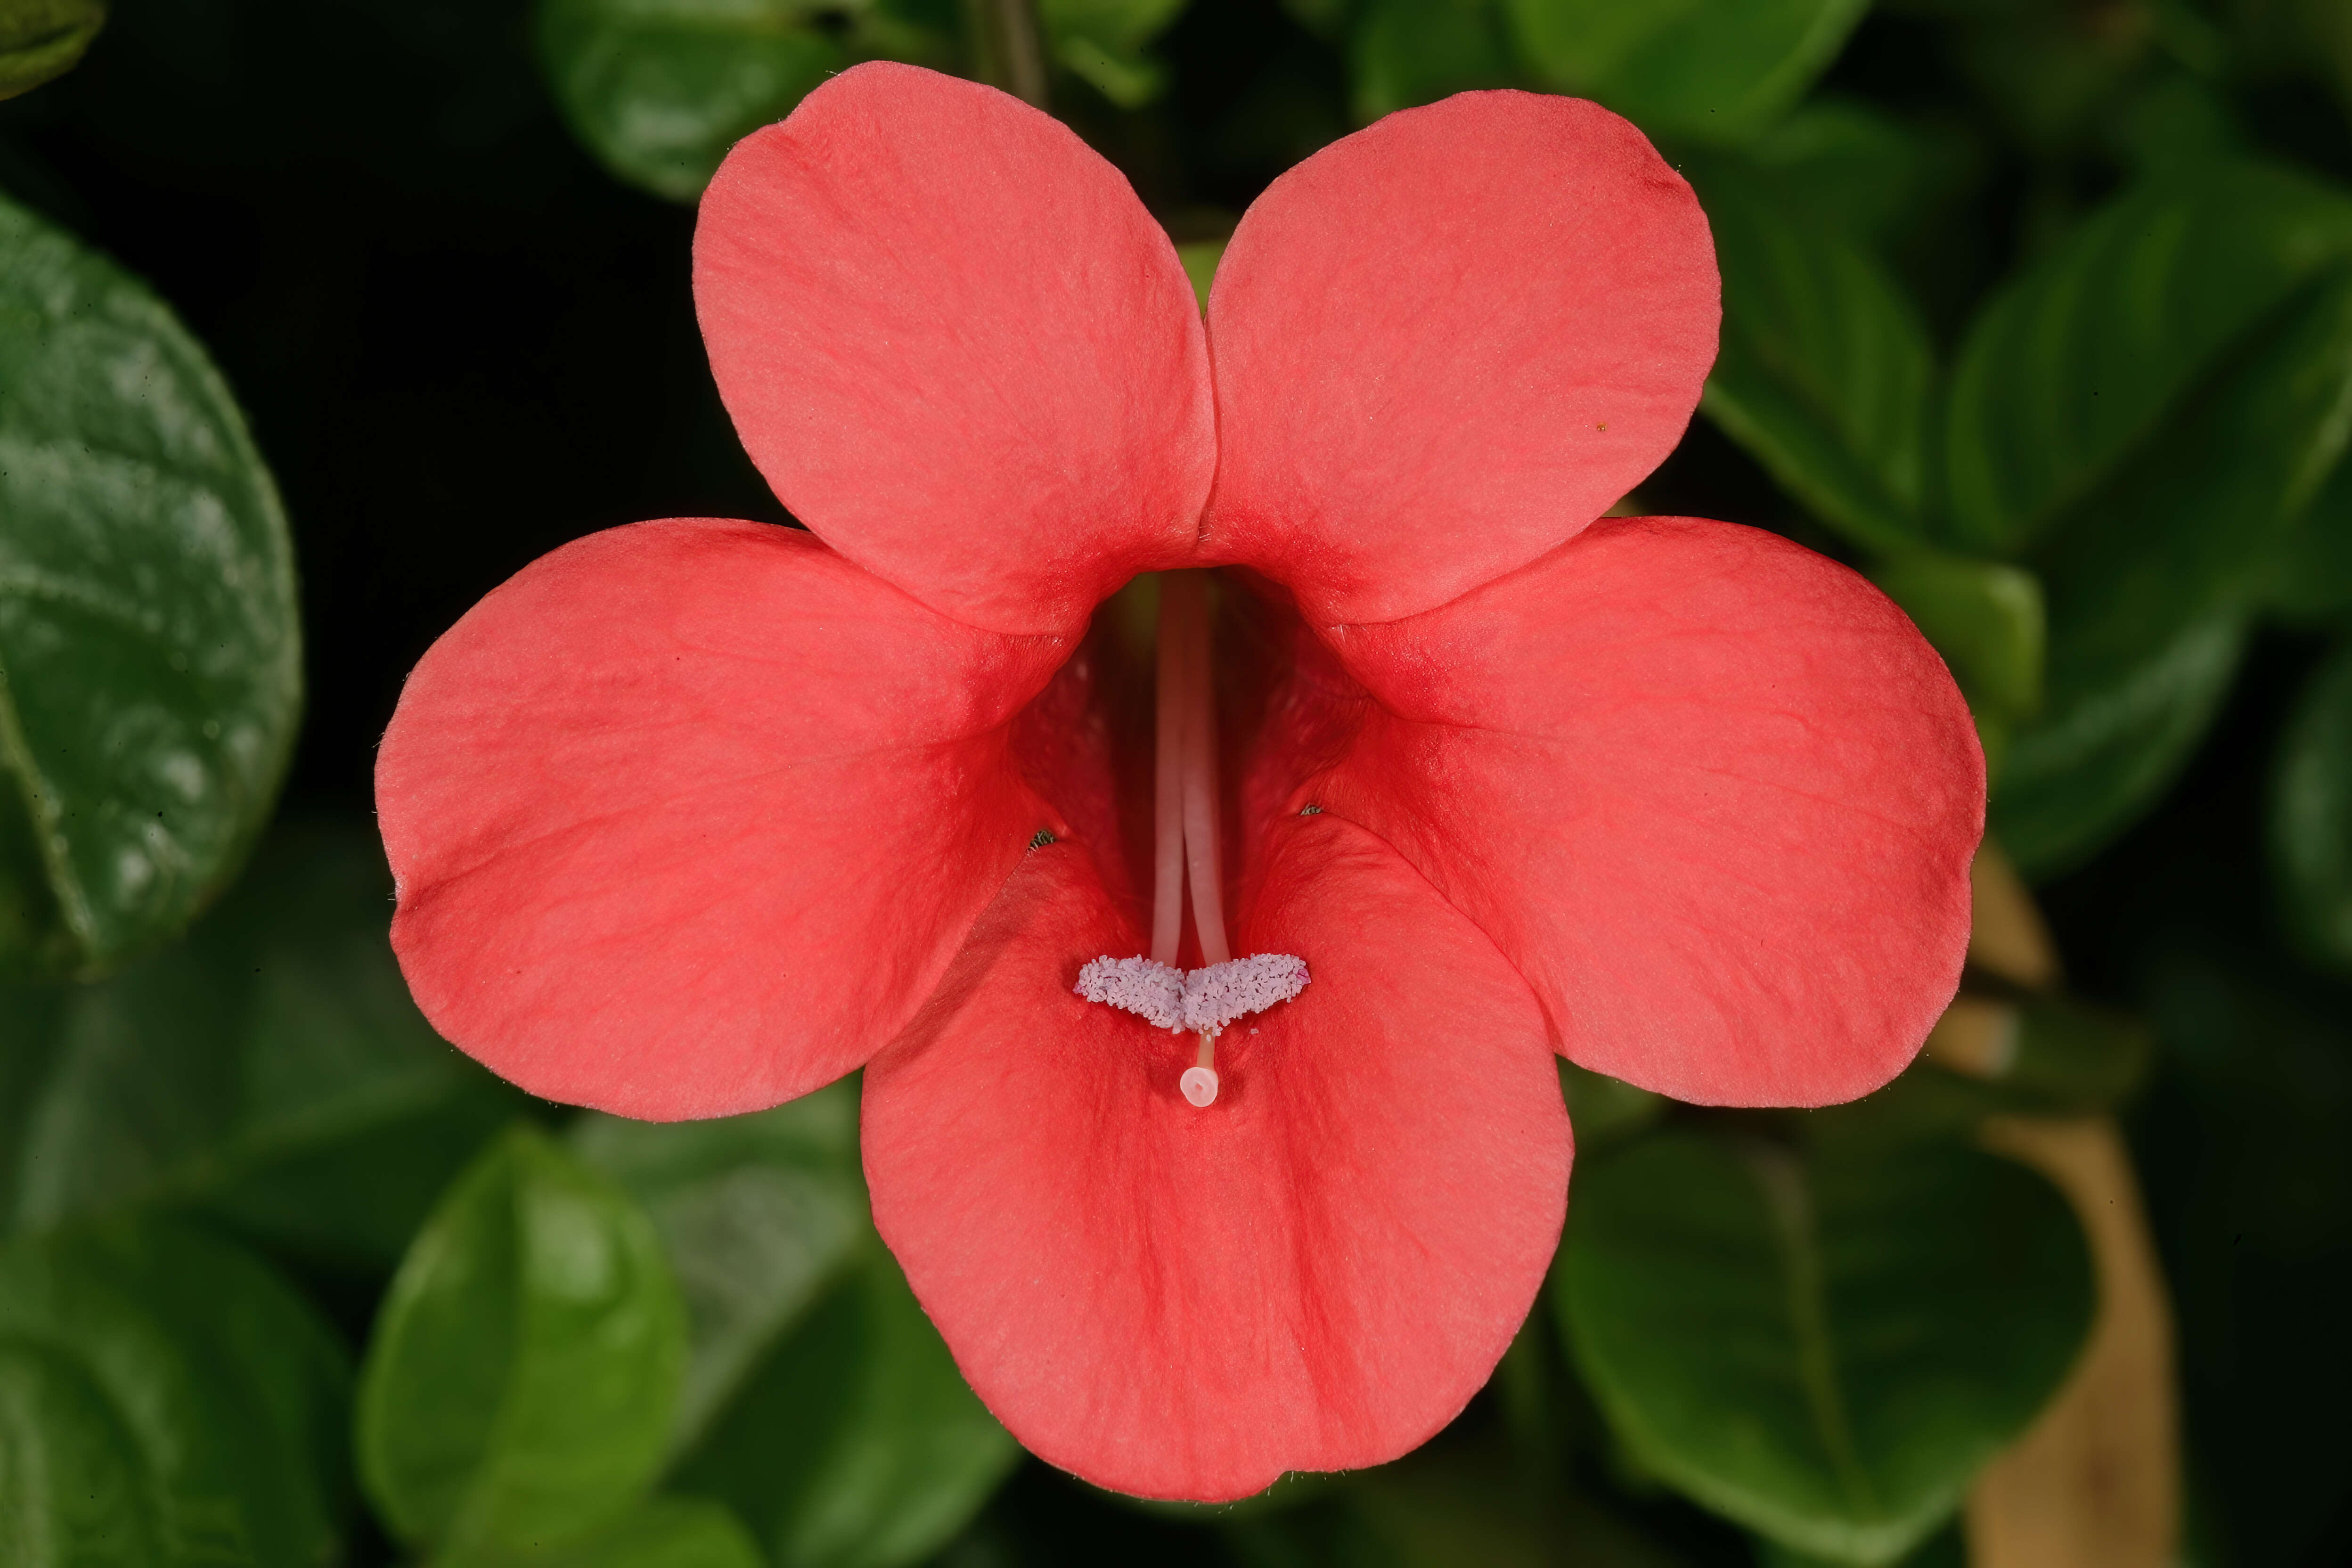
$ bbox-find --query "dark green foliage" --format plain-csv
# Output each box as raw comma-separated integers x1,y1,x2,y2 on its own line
0,192,300,981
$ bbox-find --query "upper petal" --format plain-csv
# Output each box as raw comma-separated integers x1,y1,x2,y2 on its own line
694,63,1215,638
862,814,1569,1501
376,519,1064,1120
1201,90,1719,624
1312,516,1982,1106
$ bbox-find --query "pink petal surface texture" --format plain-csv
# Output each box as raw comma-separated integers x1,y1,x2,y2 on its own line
864,816,1569,1502
1201,89,1721,624
377,519,1063,1119
695,62,1214,637
1310,516,1984,1106
376,63,1986,1503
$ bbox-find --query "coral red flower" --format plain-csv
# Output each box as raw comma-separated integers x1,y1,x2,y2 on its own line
376,63,1982,1502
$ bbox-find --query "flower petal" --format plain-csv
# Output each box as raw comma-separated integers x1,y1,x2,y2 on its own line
376,519,1064,1120
1314,516,1982,1106
862,814,1569,1502
694,62,1215,637
1201,90,1718,624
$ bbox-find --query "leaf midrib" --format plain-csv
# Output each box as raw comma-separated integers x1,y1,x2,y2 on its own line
1745,1144,1876,1515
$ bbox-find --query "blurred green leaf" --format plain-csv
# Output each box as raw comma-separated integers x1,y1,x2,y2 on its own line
440,1495,767,1568
1502,0,1870,144
1557,1134,2092,1564
358,1124,687,1556
537,0,849,204
1557,1058,1663,1150
1175,239,1223,313
2260,449,2352,628
0,0,104,100
1697,170,1938,554
0,191,301,982
1346,0,1512,121
1039,0,1188,108
1736,99,1944,245
1868,555,2044,720
0,1217,350,1568
1993,613,2243,878
0,822,523,1266
591,1098,1018,1568
2271,641,2352,972
572,1089,868,1455
1941,161,2352,557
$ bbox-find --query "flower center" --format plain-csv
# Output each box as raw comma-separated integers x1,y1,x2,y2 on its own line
1073,571,1309,1106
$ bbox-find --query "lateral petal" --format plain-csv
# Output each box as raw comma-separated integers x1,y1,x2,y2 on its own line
1315,516,1982,1106
862,814,1569,1502
376,520,1064,1120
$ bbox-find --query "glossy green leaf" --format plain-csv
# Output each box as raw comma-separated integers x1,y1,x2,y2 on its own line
0,0,105,100
1868,556,2044,720
2271,642,2352,972
538,0,850,204
1558,1134,2092,1564
1994,614,2245,879
1697,171,1938,554
571,1087,867,1454
1502,0,1870,144
1347,0,1513,121
0,1217,350,1568
441,1496,767,1568
0,822,522,1266
586,1093,1016,1568
1942,162,2352,556
357,1124,687,1556
0,191,301,981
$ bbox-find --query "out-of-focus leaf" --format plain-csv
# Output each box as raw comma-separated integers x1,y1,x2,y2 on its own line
1989,247,2352,874
1993,614,2243,879
1695,171,1937,555
0,1217,350,1568
579,1094,1016,1568
1737,98,1941,244
1175,239,1223,313
1757,1524,1964,1568
357,1124,687,1556
1558,1134,2092,1564
1502,0,1870,144
572,1090,867,1454
2261,450,2352,628
0,824,521,1266
1039,0,1187,108
2271,642,2352,972
440,1496,767,1568
536,0,847,204
1942,162,2352,556
1346,0,1512,121
0,0,104,100
0,191,301,981
1939,1,2150,155
1558,1058,1662,1150
1869,555,2044,720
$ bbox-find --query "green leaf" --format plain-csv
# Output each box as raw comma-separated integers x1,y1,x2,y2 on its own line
0,191,302,981
1557,1134,2092,1564
1942,162,2352,556
583,1095,1017,1568
1502,0,1870,144
537,0,849,204
0,0,105,100
1175,240,1224,314
0,822,523,1267
1557,1059,1663,1150
571,1089,867,1455
1695,170,1939,554
1867,556,2045,721
440,1496,767,1568
357,1124,687,1556
1039,0,1188,107
1346,0,1513,121
1993,613,2245,879
2271,642,2352,972
0,1217,350,1568
2260,448,2352,628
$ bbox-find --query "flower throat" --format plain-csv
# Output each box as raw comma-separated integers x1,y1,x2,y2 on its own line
1074,571,1309,1106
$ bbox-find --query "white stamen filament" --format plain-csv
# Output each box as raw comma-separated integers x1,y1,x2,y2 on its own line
1072,571,1310,1108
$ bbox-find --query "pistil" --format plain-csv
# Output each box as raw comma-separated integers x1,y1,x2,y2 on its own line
1074,571,1310,1108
